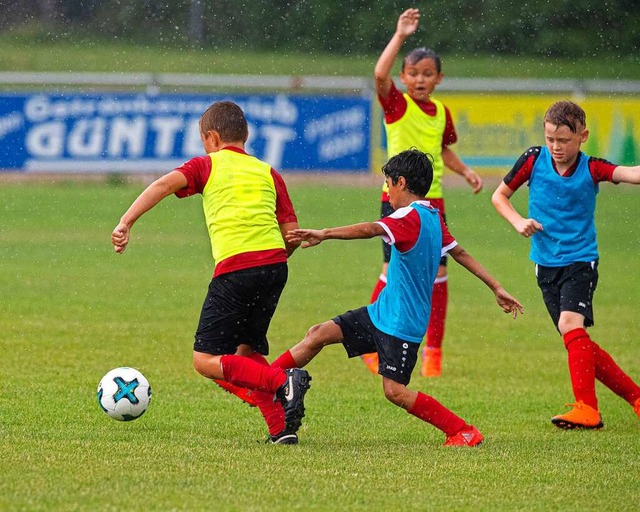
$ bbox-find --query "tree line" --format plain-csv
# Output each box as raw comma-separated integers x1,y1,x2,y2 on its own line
4,0,640,58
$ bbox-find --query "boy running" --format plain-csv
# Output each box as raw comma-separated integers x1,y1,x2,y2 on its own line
492,100,640,429
271,148,523,446
111,100,311,444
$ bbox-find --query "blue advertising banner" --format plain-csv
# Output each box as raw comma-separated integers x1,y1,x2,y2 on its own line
0,93,371,172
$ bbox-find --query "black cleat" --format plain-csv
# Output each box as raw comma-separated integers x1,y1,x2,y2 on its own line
267,429,298,445
276,368,312,433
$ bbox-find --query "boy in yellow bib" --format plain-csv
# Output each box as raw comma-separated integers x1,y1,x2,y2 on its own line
112,101,311,444
362,7,483,378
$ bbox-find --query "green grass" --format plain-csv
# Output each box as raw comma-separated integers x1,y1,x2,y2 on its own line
2,33,640,79
0,180,638,511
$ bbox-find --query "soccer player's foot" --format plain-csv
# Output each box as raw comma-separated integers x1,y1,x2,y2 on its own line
421,347,442,378
213,379,258,407
276,368,312,433
633,397,640,420
551,401,604,429
361,352,379,375
266,429,298,445
444,425,484,447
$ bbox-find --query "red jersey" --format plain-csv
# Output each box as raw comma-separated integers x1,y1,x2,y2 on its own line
504,146,618,191
376,201,457,254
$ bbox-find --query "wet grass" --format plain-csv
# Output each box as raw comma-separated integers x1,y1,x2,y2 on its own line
0,181,638,511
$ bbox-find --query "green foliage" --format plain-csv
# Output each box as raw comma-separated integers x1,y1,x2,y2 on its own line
2,0,639,59
0,180,638,511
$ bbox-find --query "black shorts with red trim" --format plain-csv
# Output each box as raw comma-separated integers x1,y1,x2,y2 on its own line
193,263,288,355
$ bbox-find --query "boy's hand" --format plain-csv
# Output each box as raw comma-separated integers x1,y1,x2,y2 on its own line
111,222,130,253
514,218,543,238
286,228,326,248
463,168,483,193
495,287,524,319
396,8,420,38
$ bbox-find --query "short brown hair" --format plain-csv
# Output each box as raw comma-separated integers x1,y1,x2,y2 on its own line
544,100,586,133
200,101,248,143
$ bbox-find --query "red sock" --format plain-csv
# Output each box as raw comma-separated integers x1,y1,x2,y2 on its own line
592,341,640,405
426,278,447,349
563,328,597,409
407,391,467,436
220,355,286,394
370,274,387,303
271,349,297,370
244,352,286,436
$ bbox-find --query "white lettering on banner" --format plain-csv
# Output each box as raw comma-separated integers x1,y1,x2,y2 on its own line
304,107,366,142
69,118,106,157
108,117,146,157
238,95,298,125
260,125,296,169
26,121,65,157
151,117,184,156
25,96,97,122
318,133,365,161
0,113,24,138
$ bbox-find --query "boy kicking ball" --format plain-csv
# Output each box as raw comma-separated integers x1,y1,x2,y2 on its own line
271,148,523,446
492,100,640,429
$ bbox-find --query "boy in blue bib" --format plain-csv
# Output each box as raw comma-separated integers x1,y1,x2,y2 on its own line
492,100,640,429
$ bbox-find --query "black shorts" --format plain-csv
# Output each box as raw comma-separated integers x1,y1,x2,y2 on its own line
193,263,288,356
333,306,419,386
380,200,447,267
535,261,598,330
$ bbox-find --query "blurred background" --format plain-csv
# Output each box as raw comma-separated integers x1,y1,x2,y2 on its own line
0,0,639,174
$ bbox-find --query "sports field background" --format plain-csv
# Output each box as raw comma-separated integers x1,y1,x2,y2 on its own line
0,178,638,511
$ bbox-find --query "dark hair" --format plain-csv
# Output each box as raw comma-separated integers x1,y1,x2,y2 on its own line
544,100,586,133
402,47,442,73
200,100,249,142
382,148,433,197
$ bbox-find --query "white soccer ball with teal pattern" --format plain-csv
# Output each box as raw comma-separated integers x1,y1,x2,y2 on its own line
97,367,152,421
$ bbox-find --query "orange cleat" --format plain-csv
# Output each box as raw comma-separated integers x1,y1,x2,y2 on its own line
633,398,640,420
444,425,484,447
361,352,379,375
213,379,258,407
551,401,604,429
421,347,442,378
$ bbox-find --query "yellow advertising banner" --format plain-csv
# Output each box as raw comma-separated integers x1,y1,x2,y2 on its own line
373,94,640,174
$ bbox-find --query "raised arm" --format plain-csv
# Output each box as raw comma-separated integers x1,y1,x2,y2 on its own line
491,181,543,238
111,170,188,253
286,222,385,248
374,8,420,99
449,244,524,318
612,164,640,184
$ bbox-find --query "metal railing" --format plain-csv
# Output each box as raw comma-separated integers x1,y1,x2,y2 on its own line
0,72,639,95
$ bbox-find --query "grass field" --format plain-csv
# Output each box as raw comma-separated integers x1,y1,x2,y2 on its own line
0,180,639,511
2,34,640,79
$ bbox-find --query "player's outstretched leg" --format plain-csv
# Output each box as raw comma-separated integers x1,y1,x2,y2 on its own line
276,368,312,434
213,379,258,407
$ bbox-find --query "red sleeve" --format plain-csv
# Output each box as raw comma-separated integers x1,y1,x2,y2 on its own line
174,155,211,197
377,207,421,252
271,169,298,224
442,105,458,147
588,156,618,184
378,81,408,124
503,146,541,191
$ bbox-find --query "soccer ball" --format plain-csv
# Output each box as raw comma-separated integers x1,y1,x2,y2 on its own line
97,367,152,421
